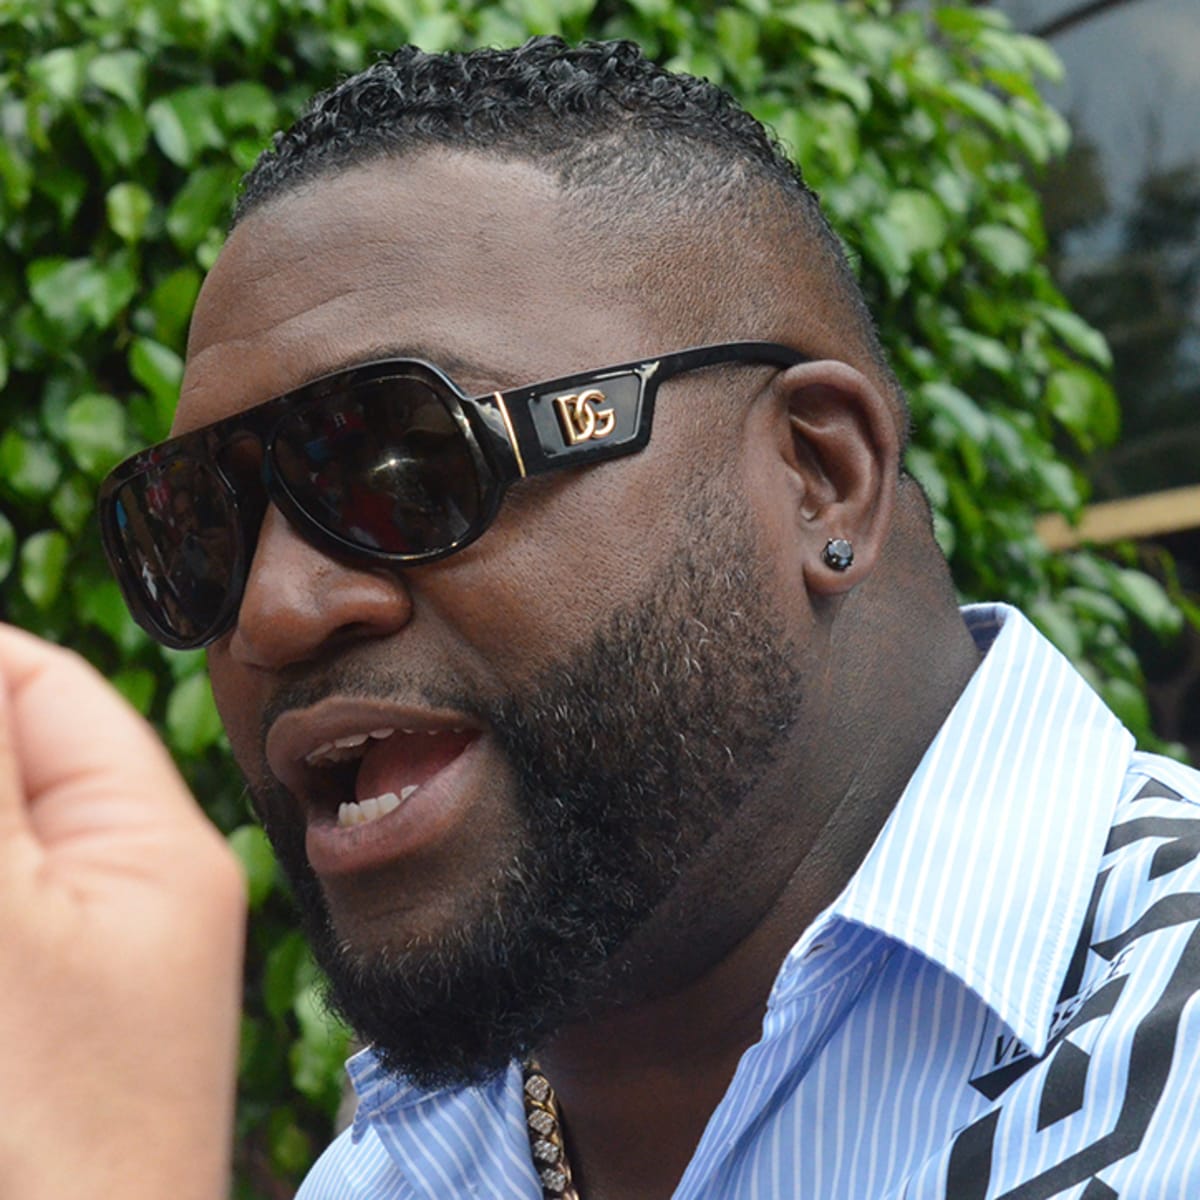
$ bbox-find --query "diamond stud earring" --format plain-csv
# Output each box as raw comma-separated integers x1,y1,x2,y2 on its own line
822,538,854,571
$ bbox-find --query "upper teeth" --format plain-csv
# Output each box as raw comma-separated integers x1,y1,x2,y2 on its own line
337,785,419,828
306,727,396,766
304,725,468,767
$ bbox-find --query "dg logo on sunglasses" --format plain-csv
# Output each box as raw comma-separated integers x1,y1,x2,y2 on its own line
553,388,615,445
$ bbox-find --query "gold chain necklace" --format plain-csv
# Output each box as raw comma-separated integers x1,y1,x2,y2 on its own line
523,1063,580,1200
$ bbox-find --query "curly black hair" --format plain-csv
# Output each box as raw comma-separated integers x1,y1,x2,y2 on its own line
238,38,814,220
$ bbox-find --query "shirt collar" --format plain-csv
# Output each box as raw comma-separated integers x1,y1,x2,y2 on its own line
817,602,1134,1055
344,1047,521,1133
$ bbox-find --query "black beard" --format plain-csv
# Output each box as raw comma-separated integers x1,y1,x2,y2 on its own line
255,498,805,1089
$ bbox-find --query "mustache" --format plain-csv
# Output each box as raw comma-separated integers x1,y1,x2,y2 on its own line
257,658,490,746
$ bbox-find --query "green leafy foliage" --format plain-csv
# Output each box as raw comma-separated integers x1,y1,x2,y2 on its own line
0,1,1191,1192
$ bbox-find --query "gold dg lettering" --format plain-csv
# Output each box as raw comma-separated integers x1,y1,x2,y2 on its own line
553,388,616,445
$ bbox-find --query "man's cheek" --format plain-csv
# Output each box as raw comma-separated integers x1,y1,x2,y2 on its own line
206,651,264,776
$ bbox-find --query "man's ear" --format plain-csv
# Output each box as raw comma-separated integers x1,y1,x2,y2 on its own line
772,359,901,596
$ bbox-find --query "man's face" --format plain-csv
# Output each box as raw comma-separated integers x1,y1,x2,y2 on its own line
183,153,807,1083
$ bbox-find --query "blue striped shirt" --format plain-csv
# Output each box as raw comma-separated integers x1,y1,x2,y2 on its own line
298,603,1200,1198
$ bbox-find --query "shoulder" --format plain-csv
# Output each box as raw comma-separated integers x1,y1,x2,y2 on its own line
938,751,1200,1196
1104,752,1200,892
296,1123,404,1200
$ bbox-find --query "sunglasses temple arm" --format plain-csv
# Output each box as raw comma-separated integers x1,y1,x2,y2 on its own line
462,393,530,486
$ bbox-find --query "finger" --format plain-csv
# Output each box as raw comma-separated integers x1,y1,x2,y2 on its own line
0,625,198,840
0,645,32,844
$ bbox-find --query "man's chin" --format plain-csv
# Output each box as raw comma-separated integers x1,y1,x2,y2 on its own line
259,814,557,1087
305,894,578,1090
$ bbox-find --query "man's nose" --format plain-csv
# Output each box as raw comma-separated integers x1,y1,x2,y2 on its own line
227,505,413,670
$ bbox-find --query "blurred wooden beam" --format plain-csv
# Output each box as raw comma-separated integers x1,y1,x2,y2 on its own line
1037,485,1200,550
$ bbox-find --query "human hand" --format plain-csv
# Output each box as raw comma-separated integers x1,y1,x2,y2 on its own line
0,625,246,1200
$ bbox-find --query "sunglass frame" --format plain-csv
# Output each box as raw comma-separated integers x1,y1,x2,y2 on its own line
99,340,807,648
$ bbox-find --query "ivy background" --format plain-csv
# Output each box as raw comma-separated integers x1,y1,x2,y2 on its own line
0,1,1193,1193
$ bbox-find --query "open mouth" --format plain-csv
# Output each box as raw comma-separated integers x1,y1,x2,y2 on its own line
266,704,481,833
306,725,477,829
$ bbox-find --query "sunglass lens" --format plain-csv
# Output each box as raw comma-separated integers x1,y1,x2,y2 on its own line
273,375,483,556
110,457,239,645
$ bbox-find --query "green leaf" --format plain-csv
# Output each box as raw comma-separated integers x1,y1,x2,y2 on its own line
931,508,956,559
195,226,227,271
86,49,146,109
111,667,156,714
74,577,145,652
90,106,150,169
970,224,1034,276
777,2,845,45
1012,33,1065,84
861,211,911,292
0,338,8,391
409,13,466,52
107,182,154,242
147,89,222,167
923,168,968,224
228,825,278,910
0,431,62,502
165,647,206,681
1039,307,1113,370
978,29,1033,76
1007,105,1051,165
129,336,184,432
811,48,871,112
219,81,278,133
27,254,137,333
0,138,34,210
166,166,238,252
884,189,948,256
508,0,565,34
715,6,759,67
944,80,1011,136
27,258,93,338
36,164,88,225
166,670,224,756
1061,586,1126,628
1028,596,1084,662
267,1110,313,1179
62,392,128,478
1045,368,1119,450
29,46,85,104
935,7,1010,37
145,266,202,347
19,530,69,609
51,474,98,537
918,381,990,444
0,511,14,584
1109,569,1185,640
1101,677,1151,736
904,444,948,510
810,100,860,178
263,931,311,1020
289,982,351,1103
1035,458,1082,513
946,328,1014,375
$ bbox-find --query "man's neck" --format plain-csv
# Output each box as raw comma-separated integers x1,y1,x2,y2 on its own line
531,599,984,1200
534,897,796,1200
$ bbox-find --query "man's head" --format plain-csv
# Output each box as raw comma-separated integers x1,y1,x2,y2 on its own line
106,37,958,1086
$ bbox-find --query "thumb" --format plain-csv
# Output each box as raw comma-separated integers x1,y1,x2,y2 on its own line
0,625,199,855
0,645,34,854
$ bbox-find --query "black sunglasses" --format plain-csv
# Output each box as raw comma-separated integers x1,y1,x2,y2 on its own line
99,341,806,649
